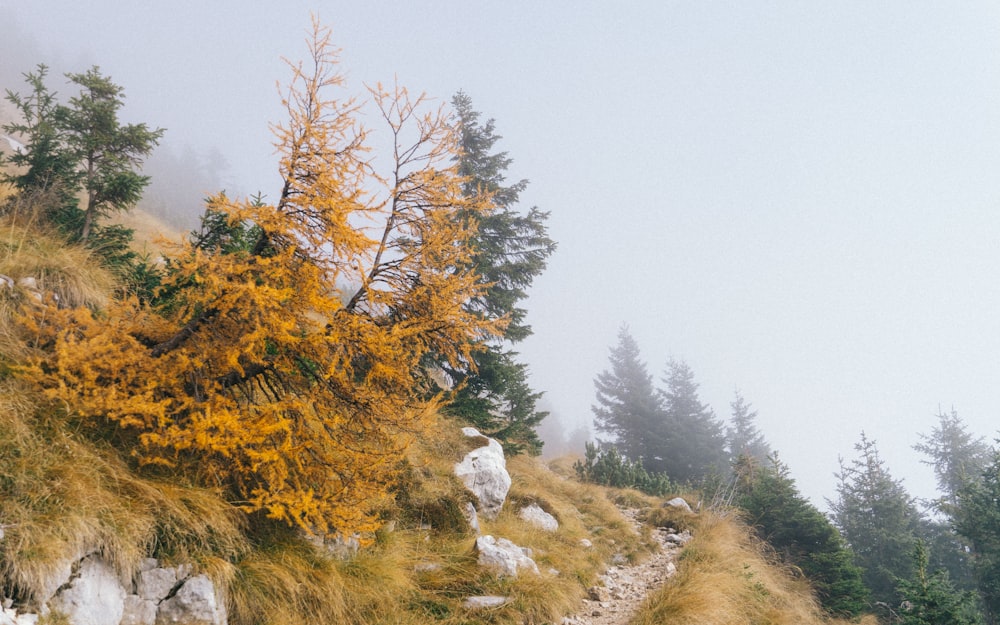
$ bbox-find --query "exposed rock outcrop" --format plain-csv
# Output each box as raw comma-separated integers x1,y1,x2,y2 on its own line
454,427,511,520
1,554,224,625
519,503,558,532
475,535,539,578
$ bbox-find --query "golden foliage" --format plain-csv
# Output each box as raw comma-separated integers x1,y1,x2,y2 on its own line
18,19,499,537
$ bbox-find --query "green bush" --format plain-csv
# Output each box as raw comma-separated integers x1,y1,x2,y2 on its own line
574,442,674,497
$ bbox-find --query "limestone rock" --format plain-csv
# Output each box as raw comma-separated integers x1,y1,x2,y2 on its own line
664,497,693,513
121,595,157,625
579,538,593,548
518,503,558,532
454,427,511,520
48,554,126,625
462,501,480,535
463,595,510,609
155,575,225,625
475,535,539,578
137,566,178,601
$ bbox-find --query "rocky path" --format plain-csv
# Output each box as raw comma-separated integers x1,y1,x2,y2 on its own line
562,509,689,625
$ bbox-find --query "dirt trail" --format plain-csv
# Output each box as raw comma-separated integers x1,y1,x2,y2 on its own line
562,509,688,625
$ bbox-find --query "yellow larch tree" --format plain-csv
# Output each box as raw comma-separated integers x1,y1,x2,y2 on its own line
22,19,500,537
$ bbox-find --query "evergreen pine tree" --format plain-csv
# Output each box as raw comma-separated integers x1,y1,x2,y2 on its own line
440,92,556,454
895,541,983,625
657,359,728,482
592,326,662,466
727,390,771,464
914,408,990,515
2,64,163,283
955,448,1000,625
830,432,925,608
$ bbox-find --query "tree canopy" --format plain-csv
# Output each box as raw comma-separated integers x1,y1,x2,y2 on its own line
438,91,556,455
592,326,663,467
19,21,498,537
657,359,728,482
830,433,924,608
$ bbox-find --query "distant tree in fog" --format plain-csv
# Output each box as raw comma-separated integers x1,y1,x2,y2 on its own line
657,359,728,482
726,389,771,464
830,432,924,608
592,325,662,467
914,408,991,514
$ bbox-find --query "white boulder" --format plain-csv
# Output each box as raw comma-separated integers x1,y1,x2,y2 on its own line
48,555,126,625
518,504,558,532
454,428,511,520
463,595,510,609
665,497,693,513
475,535,539,578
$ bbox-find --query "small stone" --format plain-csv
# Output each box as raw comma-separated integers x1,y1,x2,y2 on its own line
587,586,610,602
413,563,441,573
579,538,593,548
463,595,509,609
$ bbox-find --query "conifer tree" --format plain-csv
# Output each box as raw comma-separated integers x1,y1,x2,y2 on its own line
830,432,925,608
895,541,983,625
737,455,868,616
62,67,165,242
727,390,771,464
592,326,662,466
439,92,556,454
2,64,163,283
2,65,163,239
956,448,1000,625
1,65,79,203
914,408,990,514
23,21,497,538
657,359,728,482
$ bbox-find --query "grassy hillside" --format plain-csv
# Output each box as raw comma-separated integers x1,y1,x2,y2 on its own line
632,508,877,625
0,190,875,624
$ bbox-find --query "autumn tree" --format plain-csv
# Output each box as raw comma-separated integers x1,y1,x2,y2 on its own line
438,92,555,454
23,21,497,537
592,325,663,467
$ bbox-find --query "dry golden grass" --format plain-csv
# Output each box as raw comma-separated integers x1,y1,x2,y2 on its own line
630,510,876,625
0,208,114,309
0,378,248,610
110,205,185,256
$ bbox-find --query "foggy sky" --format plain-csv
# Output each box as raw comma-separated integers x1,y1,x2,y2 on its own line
5,1,1000,508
